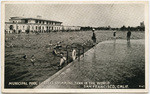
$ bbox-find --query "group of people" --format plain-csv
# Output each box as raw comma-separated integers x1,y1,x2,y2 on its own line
113,30,131,42
23,54,35,66
24,29,132,68
52,42,77,69
56,50,77,69
91,29,132,44
22,40,77,68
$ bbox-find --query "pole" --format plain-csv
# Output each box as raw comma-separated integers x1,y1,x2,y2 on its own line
78,49,80,61
67,50,68,64
66,45,69,64
83,46,84,57
16,21,18,33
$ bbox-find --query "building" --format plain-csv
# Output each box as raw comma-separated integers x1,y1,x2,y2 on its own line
140,21,145,27
62,26,81,31
139,21,145,31
5,17,63,33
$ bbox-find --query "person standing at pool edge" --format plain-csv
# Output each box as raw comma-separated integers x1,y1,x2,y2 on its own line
113,31,116,39
127,30,131,42
92,28,96,45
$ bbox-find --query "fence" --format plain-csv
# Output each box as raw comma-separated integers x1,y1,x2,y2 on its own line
65,43,84,64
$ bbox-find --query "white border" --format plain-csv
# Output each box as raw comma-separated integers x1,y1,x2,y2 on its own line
1,1,149,93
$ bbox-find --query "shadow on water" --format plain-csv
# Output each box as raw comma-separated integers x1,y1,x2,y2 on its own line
127,41,131,48
113,39,116,50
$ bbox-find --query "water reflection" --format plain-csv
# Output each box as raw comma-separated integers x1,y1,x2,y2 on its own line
113,39,116,49
127,41,131,48
91,47,96,78
111,39,116,54
92,47,96,63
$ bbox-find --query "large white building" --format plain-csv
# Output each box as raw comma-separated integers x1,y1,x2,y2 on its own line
5,17,63,33
5,17,81,33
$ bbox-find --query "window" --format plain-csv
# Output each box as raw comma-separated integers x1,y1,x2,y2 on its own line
9,25,14,30
25,20,28,23
39,26,41,30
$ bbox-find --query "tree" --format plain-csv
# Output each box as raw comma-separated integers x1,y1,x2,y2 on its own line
120,25,127,31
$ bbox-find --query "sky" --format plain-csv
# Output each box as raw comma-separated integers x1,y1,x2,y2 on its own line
5,4,144,28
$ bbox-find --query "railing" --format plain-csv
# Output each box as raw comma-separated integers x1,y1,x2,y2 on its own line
65,43,85,63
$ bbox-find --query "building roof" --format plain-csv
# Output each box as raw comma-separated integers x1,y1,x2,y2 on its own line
5,22,63,26
10,17,62,23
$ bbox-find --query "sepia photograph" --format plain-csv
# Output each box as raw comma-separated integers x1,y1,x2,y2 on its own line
1,1,149,93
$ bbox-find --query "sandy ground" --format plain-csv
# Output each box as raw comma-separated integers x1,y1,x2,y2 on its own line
4,30,144,88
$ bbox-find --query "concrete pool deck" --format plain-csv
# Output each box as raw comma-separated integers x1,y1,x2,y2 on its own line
35,39,145,89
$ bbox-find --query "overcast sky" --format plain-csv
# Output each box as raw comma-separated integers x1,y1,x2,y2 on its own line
5,4,144,28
